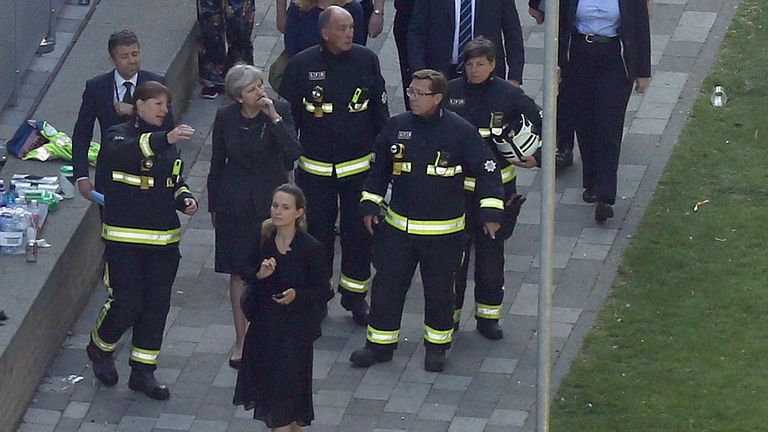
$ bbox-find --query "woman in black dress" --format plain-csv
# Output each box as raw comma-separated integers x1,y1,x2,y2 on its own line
207,64,301,368
234,184,330,432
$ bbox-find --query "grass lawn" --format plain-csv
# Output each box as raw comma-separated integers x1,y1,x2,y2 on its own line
551,0,768,430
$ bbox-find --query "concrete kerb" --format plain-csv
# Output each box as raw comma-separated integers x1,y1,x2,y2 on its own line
0,0,200,429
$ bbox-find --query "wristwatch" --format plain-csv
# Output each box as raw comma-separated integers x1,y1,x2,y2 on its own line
272,116,283,125
373,9,383,15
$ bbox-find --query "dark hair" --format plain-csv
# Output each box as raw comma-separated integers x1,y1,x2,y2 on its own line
108,30,140,57
133,81,172,103
261,184,308,245
462,36,496,63
411,69,448,99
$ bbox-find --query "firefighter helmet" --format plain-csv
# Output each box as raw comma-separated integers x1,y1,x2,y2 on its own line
492,113,541,163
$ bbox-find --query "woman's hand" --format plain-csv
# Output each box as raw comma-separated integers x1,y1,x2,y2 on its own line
257,96,280,122
167,124,195,144
257,257,277,280
273,288,296,305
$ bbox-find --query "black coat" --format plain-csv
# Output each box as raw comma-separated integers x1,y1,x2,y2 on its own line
407,0,525,82
72,69,174,182
207,100,301,217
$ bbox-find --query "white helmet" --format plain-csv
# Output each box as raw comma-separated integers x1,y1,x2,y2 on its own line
492,113,542,163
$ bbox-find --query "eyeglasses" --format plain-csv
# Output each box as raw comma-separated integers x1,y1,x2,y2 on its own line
406,87,436,99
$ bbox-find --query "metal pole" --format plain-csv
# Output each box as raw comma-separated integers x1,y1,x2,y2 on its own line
38,0,57,55
536,0,560,429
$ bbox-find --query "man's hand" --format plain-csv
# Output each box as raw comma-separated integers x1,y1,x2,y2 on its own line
483,222,501,239
364,215,379,235
528,7,545,24
512,155,537,169
114,101,133,117
635,77,650,94
368,13,384,38
167,124,195,144
183,198,198,216
77,178,94,201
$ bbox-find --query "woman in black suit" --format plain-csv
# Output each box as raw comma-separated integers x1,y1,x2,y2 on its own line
234,184,330,432
207,64,301,369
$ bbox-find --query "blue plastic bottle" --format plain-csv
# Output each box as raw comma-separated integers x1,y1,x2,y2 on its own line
5,185,18,208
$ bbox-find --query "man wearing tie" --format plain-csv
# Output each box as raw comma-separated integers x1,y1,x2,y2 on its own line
407,0,524,84
72,30,174,200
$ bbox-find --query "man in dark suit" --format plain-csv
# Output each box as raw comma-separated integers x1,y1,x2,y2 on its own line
407,0,525,84
72,30,174,200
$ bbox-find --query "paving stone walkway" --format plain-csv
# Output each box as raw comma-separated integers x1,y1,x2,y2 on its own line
13,0,740,430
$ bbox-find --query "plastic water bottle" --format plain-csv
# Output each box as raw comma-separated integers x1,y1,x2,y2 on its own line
5,185,18,207
0,212,25,255
0,186,5,207
59,165,75,199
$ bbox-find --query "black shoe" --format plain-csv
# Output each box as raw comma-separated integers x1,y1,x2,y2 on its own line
582,189,598,204
228,357,242,370
87,342,118,386
555,148,573,170
201,85,221,99
424,350,447,372
476,319,504,340
340,296,369,326
595,202,614,223
349,348,393,368
128,369,170,400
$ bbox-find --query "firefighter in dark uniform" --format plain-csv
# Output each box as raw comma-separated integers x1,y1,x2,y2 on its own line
349,69,504,372
279,6,389,325
85,82,197,401
446,37,542,340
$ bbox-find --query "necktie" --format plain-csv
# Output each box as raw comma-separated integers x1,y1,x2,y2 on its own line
457,0,473,71
122,82,133,104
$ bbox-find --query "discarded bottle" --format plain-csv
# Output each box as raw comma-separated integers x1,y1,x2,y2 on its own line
5,184,18,207
711,85,728,108
25,240,37,262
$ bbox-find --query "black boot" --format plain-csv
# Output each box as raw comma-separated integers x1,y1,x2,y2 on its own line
555,148,573,170
349,347,393,368
340,296,369,326
128,368,170,400
595,202,614,223
476,318,504,340
87,342,118,386
424,350,447,372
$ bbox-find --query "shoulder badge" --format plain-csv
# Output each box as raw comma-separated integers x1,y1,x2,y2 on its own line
397,131,412,140
449,98,465,107
113,135,124,141
309,71,326,81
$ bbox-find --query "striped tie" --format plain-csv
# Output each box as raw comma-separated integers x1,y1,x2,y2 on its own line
456,0,473,73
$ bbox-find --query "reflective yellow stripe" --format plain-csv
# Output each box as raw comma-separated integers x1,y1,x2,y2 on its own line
367,326,400,344
139,133,154,157
478,128,491,138
395,162,412,173
426,164,463,177
335,153,373,178
361,191,384,205
385,207,465,236
454,308,462,324
130,347,160,365
102,224,181,246
112,171,155,188
424,325,453,344
298,156,334,176
480,197,504,210
475,303,502,319
464,165,516,191
302,98,334,113
348,99,370,113
339,274,370,293
174,186,191,199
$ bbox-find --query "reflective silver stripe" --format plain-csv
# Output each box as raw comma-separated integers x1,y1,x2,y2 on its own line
102,225,181,246
139,133,154,157
361,191,384,205
475,303,502,319
174,186,191,199
501,164,516,183
302,98,334,113
367,326,400,344
426,164,463,177
480,197,504,210
464,177,476,191
112,171,155,187
130,348,159,364
348,99,370,112
385,207,465,235
423,325,453,344
335,154,372,178
339,274,370,293
298,156,334,176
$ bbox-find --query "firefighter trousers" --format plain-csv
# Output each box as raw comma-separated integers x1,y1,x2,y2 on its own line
296,170,372,303
455,194,520,324
366,224,463,353
90,243,180,371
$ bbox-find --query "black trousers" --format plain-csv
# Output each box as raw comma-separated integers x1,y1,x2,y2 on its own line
455,192,520,323
91,243,180,370
359,0,373,42
296,171,372,302
556,80,576,153
393,9,412,110
564,37,633,204
366,224,463,352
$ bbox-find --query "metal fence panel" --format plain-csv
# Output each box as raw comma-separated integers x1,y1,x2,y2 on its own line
0,0,17,110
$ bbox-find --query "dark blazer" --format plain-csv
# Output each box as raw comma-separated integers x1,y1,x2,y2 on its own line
72,69,174,182
407,0,525,81
529,0,651,80
207,99,301,217
241,231,332,341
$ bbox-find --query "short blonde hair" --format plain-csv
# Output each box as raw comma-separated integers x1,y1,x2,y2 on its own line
224,63,264,100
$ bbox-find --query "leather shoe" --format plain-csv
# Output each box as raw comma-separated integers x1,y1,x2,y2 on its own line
424,350,447,372
350,348,393,368
595,202,614,223
128,369,170,400
87,342,118,386
582,189,598,204
476,319,504,340
228,357,242,370
555,148,573,170
340,296,369,327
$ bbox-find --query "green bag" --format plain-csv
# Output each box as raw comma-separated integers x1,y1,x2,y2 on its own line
268,51,289,93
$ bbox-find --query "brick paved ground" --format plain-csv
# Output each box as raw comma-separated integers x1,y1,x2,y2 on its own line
13,0,739,430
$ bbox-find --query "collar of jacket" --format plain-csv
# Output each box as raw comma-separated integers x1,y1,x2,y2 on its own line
320,44,351,62
133,115,166,134
465,74,495,93
413,107,444,125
